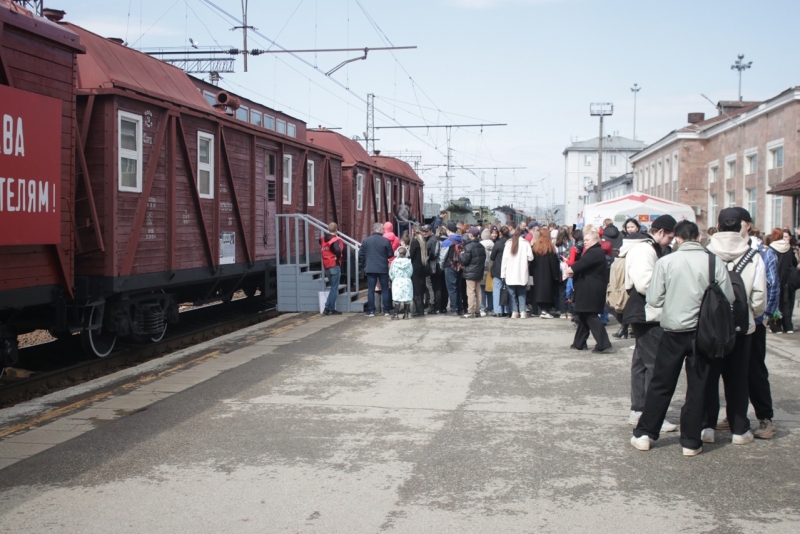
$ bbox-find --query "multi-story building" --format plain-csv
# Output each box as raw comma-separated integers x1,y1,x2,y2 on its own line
563,136,646,225
630,88,800,230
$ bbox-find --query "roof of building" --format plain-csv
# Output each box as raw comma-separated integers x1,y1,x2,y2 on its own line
563,135,646,155
768,171,800,196
65,22,210,111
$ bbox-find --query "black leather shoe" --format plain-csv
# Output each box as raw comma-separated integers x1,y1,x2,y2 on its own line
612,325,629,339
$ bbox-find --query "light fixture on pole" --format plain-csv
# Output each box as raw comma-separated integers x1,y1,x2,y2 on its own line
590,103,613,202
630,83,640,141
731,54,752,102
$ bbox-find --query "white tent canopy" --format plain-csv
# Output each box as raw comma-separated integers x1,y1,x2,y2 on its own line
580,193,696,229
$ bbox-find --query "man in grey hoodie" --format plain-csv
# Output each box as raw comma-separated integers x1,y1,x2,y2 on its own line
704,208,766,445
632,221,734,456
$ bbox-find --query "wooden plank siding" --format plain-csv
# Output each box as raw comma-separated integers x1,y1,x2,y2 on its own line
0,22,78,296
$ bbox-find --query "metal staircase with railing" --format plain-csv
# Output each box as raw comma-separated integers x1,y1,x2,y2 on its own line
275,214,365,313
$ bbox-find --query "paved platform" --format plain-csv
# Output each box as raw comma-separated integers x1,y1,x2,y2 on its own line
1,312,800,533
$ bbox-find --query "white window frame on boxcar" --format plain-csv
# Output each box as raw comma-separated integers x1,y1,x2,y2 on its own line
282,154,293,205
386,180,391,211
356,173,364,211
118,111,143,193
236,105,249,122
375,178,381,212
287,123,297,138
197,131,215,199
307,159,315,207
277,119,287,135
251,109,263,127
264,115,275,130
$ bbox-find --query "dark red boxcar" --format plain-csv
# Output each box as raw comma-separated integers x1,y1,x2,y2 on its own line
0,3,84,364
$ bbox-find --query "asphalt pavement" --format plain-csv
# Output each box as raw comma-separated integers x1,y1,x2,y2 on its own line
1,311,799,533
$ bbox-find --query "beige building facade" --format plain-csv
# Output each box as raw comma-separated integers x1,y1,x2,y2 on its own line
630,88,800,230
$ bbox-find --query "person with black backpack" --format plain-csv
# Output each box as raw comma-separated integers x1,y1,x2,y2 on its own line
703,208,766,446
631,221,734,456
439,222,465,316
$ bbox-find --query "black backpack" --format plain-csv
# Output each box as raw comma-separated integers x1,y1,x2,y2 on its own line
728,248,757,336
696,253,736,359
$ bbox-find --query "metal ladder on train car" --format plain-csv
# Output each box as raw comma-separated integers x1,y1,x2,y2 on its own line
275,214,365,313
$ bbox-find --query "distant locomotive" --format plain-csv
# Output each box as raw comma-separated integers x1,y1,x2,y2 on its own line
0,5,423,361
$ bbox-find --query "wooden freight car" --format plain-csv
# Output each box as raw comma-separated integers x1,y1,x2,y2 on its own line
306,129,423,240
0,4,84,366
63,22,343,356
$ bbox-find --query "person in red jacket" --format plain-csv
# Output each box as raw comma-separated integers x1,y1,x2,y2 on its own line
321,222,344,315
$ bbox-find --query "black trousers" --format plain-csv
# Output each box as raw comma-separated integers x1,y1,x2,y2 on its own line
705,334,752,436
772,289,795,332
634,331,712,450
432,271,448,312
411,272,426,313
572,313,611,350
749,323,773,421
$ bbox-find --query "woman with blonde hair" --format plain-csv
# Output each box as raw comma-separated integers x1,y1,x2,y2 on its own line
531,230,561,319
500,229,534,318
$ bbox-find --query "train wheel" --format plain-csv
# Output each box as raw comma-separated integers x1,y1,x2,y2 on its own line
149,321,167,343
81,305,116,358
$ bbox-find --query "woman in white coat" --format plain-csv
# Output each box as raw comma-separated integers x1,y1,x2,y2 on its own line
501,231,534,318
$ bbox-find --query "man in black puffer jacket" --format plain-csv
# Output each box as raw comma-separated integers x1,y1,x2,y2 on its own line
459,227,487,318
603,219,623,251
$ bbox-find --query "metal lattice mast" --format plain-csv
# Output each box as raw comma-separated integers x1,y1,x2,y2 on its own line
13,1,42,16
366,93,375,155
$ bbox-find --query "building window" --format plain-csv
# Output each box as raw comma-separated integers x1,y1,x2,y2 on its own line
709,194,718,221
727,190,736,208
725,158,736,180
770,146,784,169
664,158,671,183
584,155,592,166
203,91,216,107
118,111,142,193
307,160,315,207
709,164,719,183
747,188,757,225
746,153,758,175
251,110,262,127
583,176,592,190
267,180,276,202
197,131,214,199
287,124,296,138
673,154,679,182
264,115,275,130
772,196,783,227
610,155,617,166
282,154,292,205
277,120,286,135
236,105,249,122
356,173,364,211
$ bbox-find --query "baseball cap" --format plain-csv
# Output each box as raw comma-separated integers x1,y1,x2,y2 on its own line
718,207,745,228
733,207,752,223
650,214,677,233
468,227,480,236
446,222,458,233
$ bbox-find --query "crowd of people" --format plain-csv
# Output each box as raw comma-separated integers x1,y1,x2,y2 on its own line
339,206,800,456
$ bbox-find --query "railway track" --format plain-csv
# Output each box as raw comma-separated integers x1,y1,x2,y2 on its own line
0,298,280,408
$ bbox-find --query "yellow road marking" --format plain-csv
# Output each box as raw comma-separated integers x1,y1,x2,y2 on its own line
0,314,321,440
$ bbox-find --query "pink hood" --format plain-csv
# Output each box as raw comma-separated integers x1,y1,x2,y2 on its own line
384,222,394,233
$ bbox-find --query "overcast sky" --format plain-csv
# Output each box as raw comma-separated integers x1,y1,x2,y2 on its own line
66,0,799,212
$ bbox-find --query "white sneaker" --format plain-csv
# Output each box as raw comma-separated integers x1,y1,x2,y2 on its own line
732,430,755,445
683,446,703,457
480,310,487,317
628,411,642,425
511,312,520,319
540,312,554,319
774,331,783,335
787,330,794,334
661,421,678,433
520,312,528,319
701,428,715,443
630,435,651,451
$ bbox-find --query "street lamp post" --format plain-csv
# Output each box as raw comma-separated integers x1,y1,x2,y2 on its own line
590,103,614,202
630,83,640,141
731,54,752,102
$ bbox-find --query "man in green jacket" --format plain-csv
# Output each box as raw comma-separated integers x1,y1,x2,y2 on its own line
631,220,734,457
